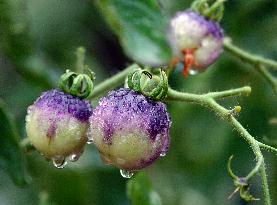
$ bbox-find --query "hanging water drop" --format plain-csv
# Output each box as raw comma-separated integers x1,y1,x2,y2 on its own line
86,127,94,144
160,152,166,157
120,169,134,178
189,68,199,75
87,139,93,144
69,153,80,162
25,106,33,122
52,157,68,169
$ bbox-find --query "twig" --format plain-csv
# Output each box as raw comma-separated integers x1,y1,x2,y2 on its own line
167,87,271,205
223,38,277,70
90,64,140,99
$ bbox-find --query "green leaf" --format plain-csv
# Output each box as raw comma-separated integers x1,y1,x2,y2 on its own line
0,100,28,186
0,0,59,88
127,172,162,205
96,0,171,66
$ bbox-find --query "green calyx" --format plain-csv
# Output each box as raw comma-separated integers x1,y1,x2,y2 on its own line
59,69,95,99
127,67,168,101
191,0,226,22
227,156,260,201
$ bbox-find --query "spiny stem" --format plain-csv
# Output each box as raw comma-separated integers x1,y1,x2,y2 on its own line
90,64,140,100
223,38,277,70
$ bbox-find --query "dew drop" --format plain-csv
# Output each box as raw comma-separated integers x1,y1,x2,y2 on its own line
86,126,94,144
160,152,166,157
25,107,32,123
52,157,68,169
189,69,199,75
69,153,80,162
25,115,30,123
86,139,93,144
120,169,134,178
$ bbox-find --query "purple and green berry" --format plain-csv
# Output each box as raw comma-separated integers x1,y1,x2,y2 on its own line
25,89,92,166
89,88,171,171
168,10,224,76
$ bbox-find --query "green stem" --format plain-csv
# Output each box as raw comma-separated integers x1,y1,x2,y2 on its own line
256,65,277,95
223,38,277,95
205,86,251,99
167,87,271,205
90,64,140,100
75,47,86,73
259,142,277,155
260,163,271,205
223,38,277,70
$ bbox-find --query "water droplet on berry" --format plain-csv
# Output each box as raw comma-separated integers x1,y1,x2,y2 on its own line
25,106,33,122
87,139,93,144
160,152,166,157
86,126,94,144
69,153,79,162
120,169,134,178
189,69,199,75
52,157,68,168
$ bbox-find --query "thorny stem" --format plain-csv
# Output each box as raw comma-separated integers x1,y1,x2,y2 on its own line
223,38,277,95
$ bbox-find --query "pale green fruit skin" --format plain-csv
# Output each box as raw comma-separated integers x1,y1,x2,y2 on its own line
92,127,164,171
89,88,170,171
26,106,88,158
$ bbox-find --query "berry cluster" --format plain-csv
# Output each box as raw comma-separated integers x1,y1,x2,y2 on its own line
25,4,223,175
26,87,171,174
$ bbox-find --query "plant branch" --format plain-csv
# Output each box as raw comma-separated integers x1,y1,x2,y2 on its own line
75,47,86,73
223,38,277,95
167,87,271,205
256,65,277,95
90,64,140,100
259,142,277,155
223,38,277,70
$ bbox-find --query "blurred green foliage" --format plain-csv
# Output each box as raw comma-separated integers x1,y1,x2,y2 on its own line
0,0,276,205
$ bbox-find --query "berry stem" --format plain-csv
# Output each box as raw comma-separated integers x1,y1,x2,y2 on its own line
90,64,140,100
223,38,277,70
75,47,86,73
167,87,272,205
223,38,277,95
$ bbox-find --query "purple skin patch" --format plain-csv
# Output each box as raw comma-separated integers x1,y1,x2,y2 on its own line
46,122,57,140
179,10,224,39
91,88,171,170
34,89,93,122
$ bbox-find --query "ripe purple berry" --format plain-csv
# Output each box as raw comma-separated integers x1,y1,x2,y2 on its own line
25,89,92,168
89,88,171,173
168,10,224,76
